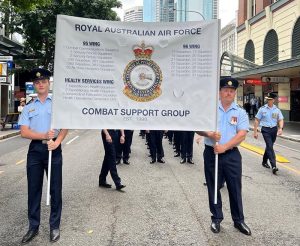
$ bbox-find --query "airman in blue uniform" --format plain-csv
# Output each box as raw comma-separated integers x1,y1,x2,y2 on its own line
254,92,284,174
18,68,68,244
196,77,251,236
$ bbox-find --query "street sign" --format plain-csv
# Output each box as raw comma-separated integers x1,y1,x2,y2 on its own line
245,79,268,85
0,77,7,82
261,77,290,83
0,56,13,61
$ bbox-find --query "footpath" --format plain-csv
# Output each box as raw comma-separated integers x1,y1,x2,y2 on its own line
1,121,300,142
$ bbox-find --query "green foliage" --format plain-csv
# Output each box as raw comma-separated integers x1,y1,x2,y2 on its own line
0,0,122,70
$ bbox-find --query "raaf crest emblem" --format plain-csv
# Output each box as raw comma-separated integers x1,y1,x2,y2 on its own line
123,41,162,102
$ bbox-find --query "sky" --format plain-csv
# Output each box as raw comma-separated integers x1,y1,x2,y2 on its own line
114,0,238,27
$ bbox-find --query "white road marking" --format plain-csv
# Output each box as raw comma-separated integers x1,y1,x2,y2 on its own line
274,143,300,153
66,136,79,145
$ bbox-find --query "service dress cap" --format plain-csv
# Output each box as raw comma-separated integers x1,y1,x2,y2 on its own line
220,77,239,89
265,92,277,100
31,68,51,81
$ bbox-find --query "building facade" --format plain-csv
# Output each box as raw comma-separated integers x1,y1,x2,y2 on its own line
124,6,143,22
220,18,237,76
234,0,300,121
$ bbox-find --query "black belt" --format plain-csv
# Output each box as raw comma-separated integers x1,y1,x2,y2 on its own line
261,126,277,129
31,138,57,144
205,145,238,154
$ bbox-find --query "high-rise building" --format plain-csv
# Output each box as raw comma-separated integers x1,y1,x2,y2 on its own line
159,0,175,22
143,0,157,22
175,0,218,21
143,0,175,22
124,6,143,22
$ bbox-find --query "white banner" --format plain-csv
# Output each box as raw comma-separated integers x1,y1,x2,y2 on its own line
52,15,220,130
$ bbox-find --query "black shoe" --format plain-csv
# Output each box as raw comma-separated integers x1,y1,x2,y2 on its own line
21,229,39,244
123,160,130,165
262,162,270,168
50,228,60,242
99,182,112,188
174,153,180,157
116,184,126,191
187,158,194,164
150,159,156,164
210,222,220,233
180,158,186,164
157,158,165,163
116,159,121,165
234,222,251,236
272,167,278,175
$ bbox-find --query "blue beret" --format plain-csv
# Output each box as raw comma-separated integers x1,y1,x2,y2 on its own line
265,92,277,100
220,77,239,89
31,68,51,81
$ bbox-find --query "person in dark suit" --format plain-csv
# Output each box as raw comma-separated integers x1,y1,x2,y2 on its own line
18,68,68,244
99,129,126,190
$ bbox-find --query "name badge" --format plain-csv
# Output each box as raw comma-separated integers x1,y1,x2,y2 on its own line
230,116,238,125
29,108,35,112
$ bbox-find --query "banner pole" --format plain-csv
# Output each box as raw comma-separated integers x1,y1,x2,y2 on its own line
214,20,221,205
214,146,219,204
46,149,52,206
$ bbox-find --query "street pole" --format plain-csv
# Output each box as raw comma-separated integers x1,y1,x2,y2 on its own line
173,8,205,21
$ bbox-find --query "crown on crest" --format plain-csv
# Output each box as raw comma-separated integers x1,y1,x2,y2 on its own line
133,41,153,59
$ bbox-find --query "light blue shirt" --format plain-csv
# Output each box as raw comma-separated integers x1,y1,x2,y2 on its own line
255,104,284,127
18,95,57,135
204,101,249,146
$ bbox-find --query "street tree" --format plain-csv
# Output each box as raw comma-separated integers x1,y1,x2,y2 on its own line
0,0,121,69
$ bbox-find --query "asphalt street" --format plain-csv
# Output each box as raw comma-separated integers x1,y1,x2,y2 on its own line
0,130,299,246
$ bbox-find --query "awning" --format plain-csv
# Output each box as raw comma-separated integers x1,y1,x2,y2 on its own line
220,51,258,76
232,56,300,80
0,35,24,56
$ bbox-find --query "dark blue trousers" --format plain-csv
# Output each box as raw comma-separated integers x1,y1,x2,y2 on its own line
99,130,121,186
116,130,133,161
149,130,164,160
173,131,182,154
180,131,195,158
204,145,244,223
261,126,277,168
27,140,62,230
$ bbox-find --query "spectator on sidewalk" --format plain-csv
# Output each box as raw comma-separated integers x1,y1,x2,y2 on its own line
18,98,26,113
